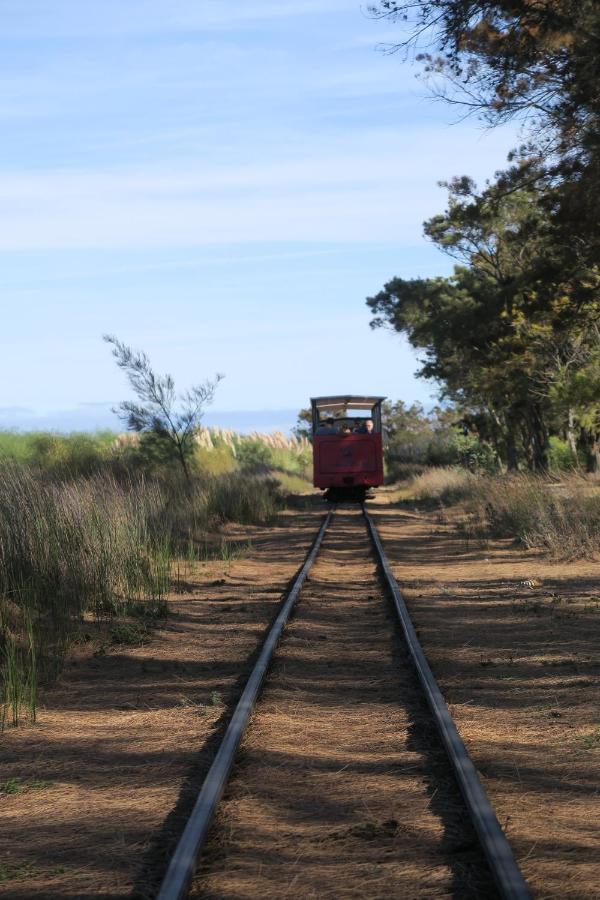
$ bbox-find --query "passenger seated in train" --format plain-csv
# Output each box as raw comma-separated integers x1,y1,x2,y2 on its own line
338,423,353,434
315,417,337,435
355,418,374,434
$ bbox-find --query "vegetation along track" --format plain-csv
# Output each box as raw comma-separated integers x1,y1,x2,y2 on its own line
157,507,530,900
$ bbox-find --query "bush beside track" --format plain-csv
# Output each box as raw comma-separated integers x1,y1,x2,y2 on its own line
0,427,310,730
400,467,600,560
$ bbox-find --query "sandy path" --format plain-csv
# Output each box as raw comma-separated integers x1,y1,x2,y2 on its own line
0,508,323,899
192,508,496,899
371,500,600,899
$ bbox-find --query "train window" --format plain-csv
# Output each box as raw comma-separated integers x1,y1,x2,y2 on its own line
310,395,385,435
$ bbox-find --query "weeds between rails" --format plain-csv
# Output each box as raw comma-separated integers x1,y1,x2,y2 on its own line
0,463,283,730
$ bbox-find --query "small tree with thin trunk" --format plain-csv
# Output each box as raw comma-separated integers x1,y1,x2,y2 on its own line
104,335,223,481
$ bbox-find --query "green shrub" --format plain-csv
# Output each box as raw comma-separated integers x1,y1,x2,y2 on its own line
0,430,116,477
236,440,273,472
449,433,499,473
386,429,498,475
0,432,35,464
192,444,238,476
269,445,311,478
547,436,578,472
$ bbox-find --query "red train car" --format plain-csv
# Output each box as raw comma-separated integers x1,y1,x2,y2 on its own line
311,395,386,501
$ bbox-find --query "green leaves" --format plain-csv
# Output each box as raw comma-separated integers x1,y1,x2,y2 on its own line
368,172,599,470
103,335,223,480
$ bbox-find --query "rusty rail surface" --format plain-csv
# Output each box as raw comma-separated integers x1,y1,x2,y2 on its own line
157,506,530,900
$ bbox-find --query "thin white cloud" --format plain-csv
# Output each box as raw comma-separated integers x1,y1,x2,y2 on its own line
0,0,358,39
0,146,443,197
0,125,516,250
0,41,415,125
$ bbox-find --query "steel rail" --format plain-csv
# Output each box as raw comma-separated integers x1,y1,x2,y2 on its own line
156,508,334,900
363,507,531,900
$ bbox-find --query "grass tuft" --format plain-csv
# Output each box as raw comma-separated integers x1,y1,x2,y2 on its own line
405,467,477,504
0,461,283,728
0,777,54,794
400,466,600,560
0,863,66,883
465,474,600,559
581,727,600,750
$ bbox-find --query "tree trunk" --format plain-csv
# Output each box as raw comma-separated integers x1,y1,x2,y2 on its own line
505,423,519,471
527,405,549,472
176,440,191,482
489,409,509,470
566,408,578,459
579,428,600,473
520,421,534,470
592,436,600,473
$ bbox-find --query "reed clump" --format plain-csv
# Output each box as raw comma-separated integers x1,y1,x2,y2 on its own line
0,465,171,727
0,463,283,728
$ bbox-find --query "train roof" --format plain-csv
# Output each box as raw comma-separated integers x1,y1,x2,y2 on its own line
311,395,386,411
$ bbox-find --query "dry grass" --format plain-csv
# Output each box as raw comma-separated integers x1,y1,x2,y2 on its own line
401,467,600,561
465,473,600,559
404,467,478,505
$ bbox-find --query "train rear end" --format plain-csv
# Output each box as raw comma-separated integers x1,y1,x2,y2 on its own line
311,395,385,502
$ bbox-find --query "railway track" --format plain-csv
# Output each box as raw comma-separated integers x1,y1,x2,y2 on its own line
157,506,530,900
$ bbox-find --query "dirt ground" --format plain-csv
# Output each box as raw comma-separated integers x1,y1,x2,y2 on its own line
1,494,598,899
192,508,496,899
0,508,323,898
371,492,600,899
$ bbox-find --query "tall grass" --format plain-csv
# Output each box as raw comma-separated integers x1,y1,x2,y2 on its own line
203,473,284,524
0,466,171,727
0,464,283,728
403,465,600,559
467,474,600,559
405,466,477,504
0,427,312,482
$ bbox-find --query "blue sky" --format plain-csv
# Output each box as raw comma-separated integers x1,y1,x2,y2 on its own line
0,1,520,432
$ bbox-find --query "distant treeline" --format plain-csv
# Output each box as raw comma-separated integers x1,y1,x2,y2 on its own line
368,0,600,472
380,401,581,477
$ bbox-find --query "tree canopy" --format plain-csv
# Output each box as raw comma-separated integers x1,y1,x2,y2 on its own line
367,0,599,470
368,173,599,470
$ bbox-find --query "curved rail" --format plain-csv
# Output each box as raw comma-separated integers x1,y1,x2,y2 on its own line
363,507,530,900
157,508,334,900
